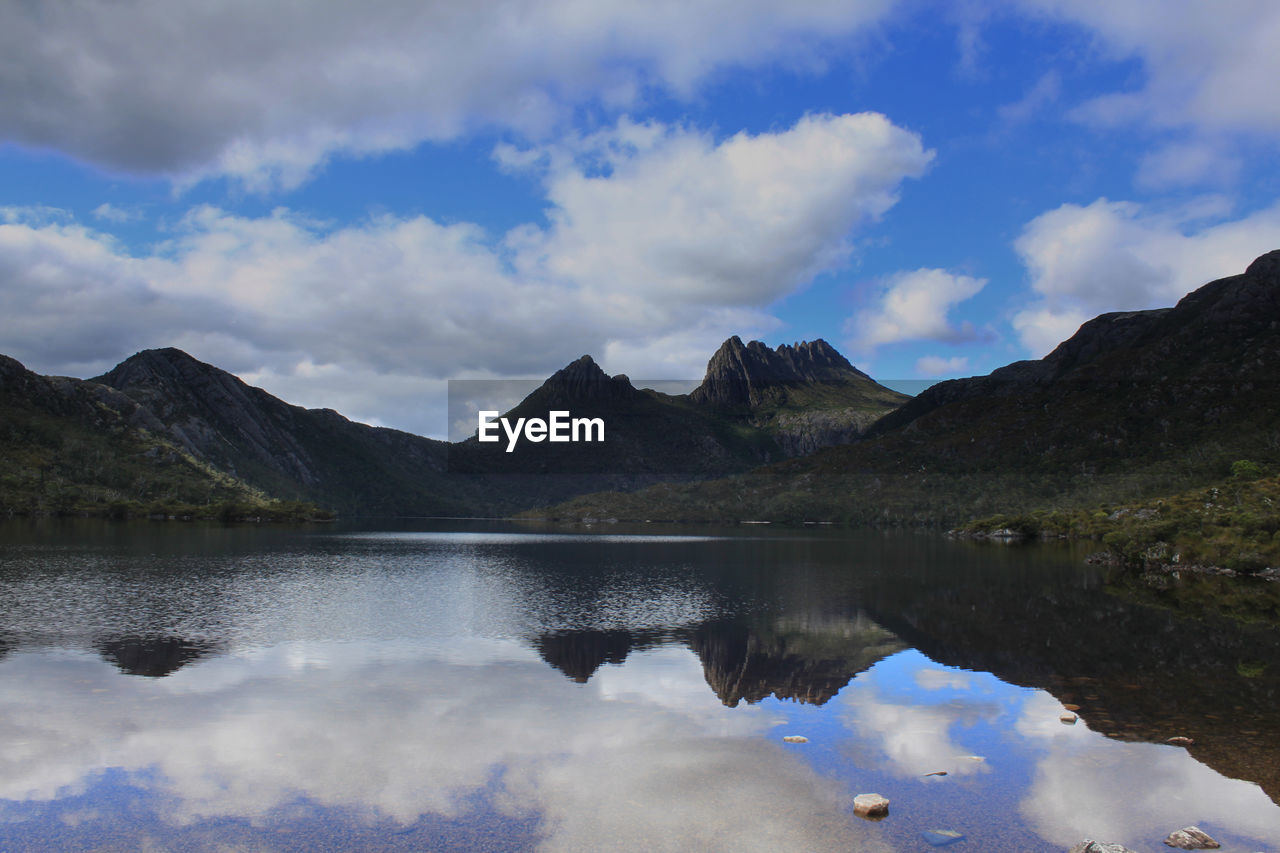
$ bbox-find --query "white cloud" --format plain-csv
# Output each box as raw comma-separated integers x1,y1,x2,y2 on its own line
90,203,141,224
509,113,933,309
0,113,928,436
847,268,987,352
997,71,1062,124
1015,1,1280,138
915,355,969,377
1012,197,1280,355
1134,139,1241,190
0,0,900,189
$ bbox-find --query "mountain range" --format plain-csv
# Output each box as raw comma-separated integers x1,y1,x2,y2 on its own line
547,250,1280,525
2,250,1277,524
0,330,903,518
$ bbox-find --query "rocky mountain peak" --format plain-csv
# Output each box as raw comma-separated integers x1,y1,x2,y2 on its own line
534,354,639,406
691,336,871,407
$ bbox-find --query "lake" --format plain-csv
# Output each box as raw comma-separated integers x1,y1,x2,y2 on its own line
0,519,1277,852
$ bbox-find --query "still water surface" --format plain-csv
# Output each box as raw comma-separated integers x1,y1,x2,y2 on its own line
0,519,1277,852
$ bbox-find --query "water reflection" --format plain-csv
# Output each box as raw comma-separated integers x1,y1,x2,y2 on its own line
0,520,1276,852
97,635,219,677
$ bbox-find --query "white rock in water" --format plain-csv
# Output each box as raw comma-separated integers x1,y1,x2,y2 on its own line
1060,712,1078,724
782,735,808,743
1162,826,1220,849
1068,841,1138,853
852,793,889,818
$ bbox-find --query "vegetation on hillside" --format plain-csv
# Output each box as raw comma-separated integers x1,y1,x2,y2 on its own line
961,461,1280,574
0,387,333,522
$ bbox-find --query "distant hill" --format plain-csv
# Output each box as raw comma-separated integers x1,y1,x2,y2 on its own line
545,250,1280,525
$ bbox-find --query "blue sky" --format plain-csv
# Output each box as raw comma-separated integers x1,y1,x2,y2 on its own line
3,1,1280,437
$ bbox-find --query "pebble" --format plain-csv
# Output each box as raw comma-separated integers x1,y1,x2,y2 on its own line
1069,842,1138,853
922,771,948,777
1166,736,1195,746
852,793,889,818
782,735,808,743
1060,712,1078,724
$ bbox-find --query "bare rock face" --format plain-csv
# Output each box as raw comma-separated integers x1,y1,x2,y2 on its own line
534,354,640,407
1162,826,1220,849
688,336,908,456
690,336,874,408
1068,841,1138,853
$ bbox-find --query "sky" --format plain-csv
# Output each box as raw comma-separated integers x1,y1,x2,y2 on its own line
3,0,1280,438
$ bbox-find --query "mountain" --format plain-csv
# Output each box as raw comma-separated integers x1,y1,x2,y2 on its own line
690,337,909,455
545,250,1280,525
450,341,907,479
2,335,900,517
450,353,781,478
92,347,487,517
0,353,263,515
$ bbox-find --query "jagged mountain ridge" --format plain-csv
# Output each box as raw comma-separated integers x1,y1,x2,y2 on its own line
690,336,910,456
691,336,874,406
546,249,1280,524
452,352,782,477
0,334,901,516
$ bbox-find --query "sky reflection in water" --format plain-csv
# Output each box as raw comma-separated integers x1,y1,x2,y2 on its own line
0,522,1277,852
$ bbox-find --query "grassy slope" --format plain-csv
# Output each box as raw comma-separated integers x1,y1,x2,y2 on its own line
962,463,1280,573
0,381,331,522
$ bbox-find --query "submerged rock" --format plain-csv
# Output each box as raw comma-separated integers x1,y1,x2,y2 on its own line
782,735,808,743
1162,826,1220,849
852,793,889,818
922,829,964,846
1068,842,1138,853
1166,736,1195,746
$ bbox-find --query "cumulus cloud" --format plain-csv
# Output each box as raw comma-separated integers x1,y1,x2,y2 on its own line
847,268,987,353
0,0,899,189
0,114,928,435
915,355,969,377
1012,197,1280,355
1015,0,1280,138
1134,139,1241,189
90,203,142,224
506,113,933,308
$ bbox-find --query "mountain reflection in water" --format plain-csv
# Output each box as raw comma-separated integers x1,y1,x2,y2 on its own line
0,519,1277,852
